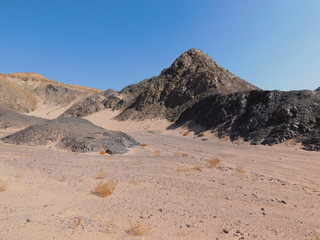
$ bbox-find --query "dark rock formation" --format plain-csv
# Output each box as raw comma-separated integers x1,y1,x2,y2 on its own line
316,87,320,91
59,94,106,118
0,106,45,129
1,118,139,154
174,90,320,151
59,89,120,118
114,48,258,121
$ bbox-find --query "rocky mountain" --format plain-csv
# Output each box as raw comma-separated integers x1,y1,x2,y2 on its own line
1,117,139,154
0,72,101,114
174,90,320,151
114,49,258,121
316,87,320,91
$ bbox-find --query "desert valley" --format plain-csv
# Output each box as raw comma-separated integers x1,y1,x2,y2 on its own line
0,49,319,240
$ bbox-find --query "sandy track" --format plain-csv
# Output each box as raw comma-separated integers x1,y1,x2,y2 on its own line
0,130,319,240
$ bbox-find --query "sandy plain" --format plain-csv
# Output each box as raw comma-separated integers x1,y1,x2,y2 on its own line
0,109,319,240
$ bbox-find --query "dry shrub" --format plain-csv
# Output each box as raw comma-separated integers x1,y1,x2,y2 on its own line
99,149,108,155
174,153,189,157
235,166,246,174
15,173,22,179
177,166,203,172
154,150,161,156
0,179,8,192
208,158,221,168
198,132,205,137
140,144,149,147
92,180,117,198
183,131,191,136
96,169,107,179
128,220,151,236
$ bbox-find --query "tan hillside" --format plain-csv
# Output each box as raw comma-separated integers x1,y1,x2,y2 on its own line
0,72,101,116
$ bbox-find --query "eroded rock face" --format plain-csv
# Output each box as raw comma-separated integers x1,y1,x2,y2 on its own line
115,49,258,121
175,90,320,151
1,118,139,154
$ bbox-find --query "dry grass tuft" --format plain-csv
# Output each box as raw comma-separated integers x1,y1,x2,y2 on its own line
235,166,247,174
96,169,107,179
177,166,203,172
198,132,205,137
128,220,151,236
92,180,117,198
140,144,149,147
208,158,221,168
154,150,161,156
15,173,22,179
183,131,191,136
99,149,108,155
0,179,8,192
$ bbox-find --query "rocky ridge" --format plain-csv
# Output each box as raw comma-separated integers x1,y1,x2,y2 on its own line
175,90,320,151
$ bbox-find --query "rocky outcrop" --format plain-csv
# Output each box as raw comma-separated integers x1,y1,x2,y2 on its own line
1,118,139,154
0,106,45,129
175,90,320,151
59,89,120,118
59,94,106,118
114,49,258,121
316,87,320,91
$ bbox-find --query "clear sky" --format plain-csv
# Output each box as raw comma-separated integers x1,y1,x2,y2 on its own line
0,0,319,91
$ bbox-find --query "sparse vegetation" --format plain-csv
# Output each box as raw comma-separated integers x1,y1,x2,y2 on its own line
183,131,191,136
235,166,246,174
96,169,107,179
15,173,22,179
128,220,151,236
198,132,205,137
154,150,161,156
177,166,203,172
140,144,149,147
92,180,117,198
0,179,8,192
99,149,108,155
208,158,221,168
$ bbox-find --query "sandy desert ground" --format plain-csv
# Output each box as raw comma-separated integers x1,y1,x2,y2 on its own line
0,111,319,240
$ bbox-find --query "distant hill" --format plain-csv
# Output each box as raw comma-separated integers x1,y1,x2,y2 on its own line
316,87,320,91
0,72,101,114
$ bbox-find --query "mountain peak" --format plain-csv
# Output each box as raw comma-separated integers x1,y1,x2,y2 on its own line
160,48,218,78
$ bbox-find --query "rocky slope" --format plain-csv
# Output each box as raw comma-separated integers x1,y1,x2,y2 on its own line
0,72,101,114
316,87,320,91
114,48,258,121
59,89,120,118
0,106,46,129
175,90,320,151
1,117,139,154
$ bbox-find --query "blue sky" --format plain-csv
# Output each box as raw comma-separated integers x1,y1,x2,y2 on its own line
0,0,319,91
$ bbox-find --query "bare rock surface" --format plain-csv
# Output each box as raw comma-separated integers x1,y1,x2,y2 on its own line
0,106,45,129
1,117,139,154
175,90,320,151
